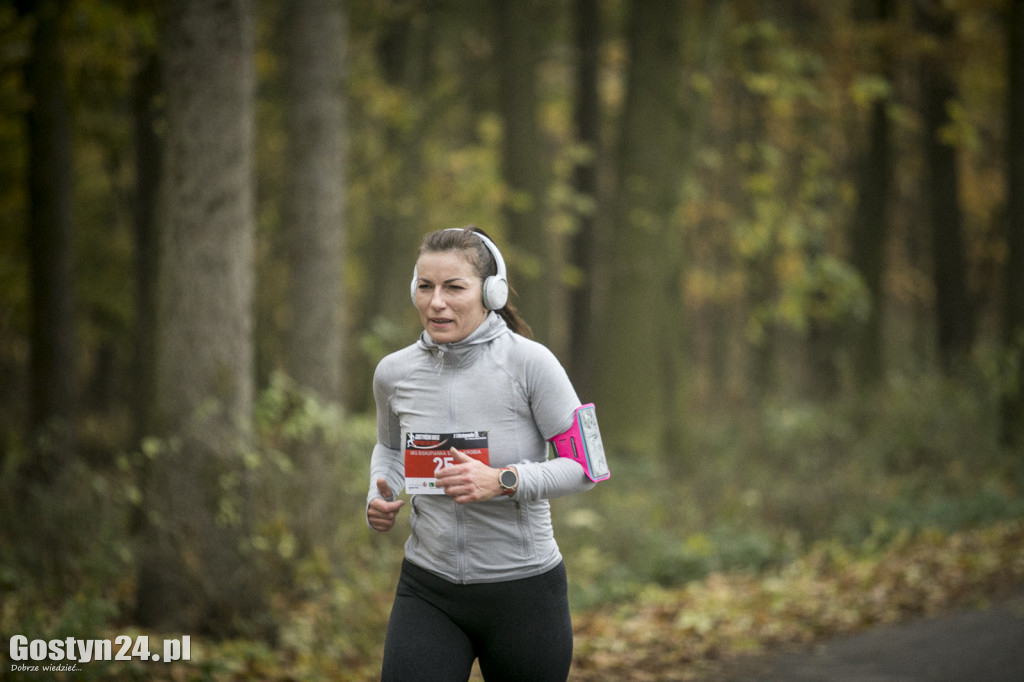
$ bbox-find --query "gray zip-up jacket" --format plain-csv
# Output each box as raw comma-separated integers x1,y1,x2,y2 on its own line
367,312,595,584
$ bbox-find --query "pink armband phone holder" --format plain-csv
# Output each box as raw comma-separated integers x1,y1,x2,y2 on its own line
549,403,610,482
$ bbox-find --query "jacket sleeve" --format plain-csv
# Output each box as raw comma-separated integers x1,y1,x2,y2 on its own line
366,443,405,506
365,358,407,528
513,339,598,501
514,456,595,501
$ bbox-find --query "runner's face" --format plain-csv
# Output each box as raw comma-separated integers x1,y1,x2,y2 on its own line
414,251,488,344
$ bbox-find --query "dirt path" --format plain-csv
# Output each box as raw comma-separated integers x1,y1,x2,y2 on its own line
714,590,1024,681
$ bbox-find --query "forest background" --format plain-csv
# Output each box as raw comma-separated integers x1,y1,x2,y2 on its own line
2,0,1024,679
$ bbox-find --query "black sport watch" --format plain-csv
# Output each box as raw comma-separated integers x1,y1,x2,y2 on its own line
498,467,518,496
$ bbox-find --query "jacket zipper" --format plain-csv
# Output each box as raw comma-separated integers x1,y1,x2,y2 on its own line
445,348,468,583
456,503,467,583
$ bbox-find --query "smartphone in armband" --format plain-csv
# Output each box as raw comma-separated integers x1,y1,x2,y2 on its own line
549,403,610,482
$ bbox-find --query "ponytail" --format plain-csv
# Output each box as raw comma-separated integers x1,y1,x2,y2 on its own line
497,299,533,339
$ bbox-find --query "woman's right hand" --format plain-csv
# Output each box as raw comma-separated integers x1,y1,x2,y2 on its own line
367,478,405,532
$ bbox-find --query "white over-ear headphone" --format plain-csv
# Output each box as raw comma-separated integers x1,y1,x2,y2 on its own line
410,228,509,310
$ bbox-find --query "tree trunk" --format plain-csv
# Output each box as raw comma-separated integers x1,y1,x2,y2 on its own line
593,0,684,454
137,0,262,636
1003,0,1024,448
492,0,552,344
280,0,347,569
918,2,975,372
21,0,77,474
283,0,347,402
12,0,79,588
849,0,893,388
346,3,432,412
568,0,600,396
132,53,162,442
736,24,776,403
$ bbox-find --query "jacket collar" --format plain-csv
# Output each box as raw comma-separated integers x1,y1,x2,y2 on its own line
417,312,509,364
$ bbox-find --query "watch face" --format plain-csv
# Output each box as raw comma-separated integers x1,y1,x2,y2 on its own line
500,469,517,488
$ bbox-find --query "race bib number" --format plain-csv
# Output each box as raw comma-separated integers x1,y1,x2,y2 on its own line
404,431,490,494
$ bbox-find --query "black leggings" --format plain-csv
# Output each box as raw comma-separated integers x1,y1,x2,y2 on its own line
381,559,573,682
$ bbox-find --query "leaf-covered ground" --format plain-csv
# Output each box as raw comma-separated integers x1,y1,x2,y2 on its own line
569,519,1024,681
50,520,1023,680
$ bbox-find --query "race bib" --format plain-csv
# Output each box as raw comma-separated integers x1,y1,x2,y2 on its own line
404,431,490,494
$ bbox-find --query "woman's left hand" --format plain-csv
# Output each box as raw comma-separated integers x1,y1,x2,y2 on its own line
436,447,504,504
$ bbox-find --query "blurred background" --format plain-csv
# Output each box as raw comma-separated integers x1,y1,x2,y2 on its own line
1,0,1022,678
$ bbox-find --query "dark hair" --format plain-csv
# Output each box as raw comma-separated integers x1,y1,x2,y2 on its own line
418,226,533,338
